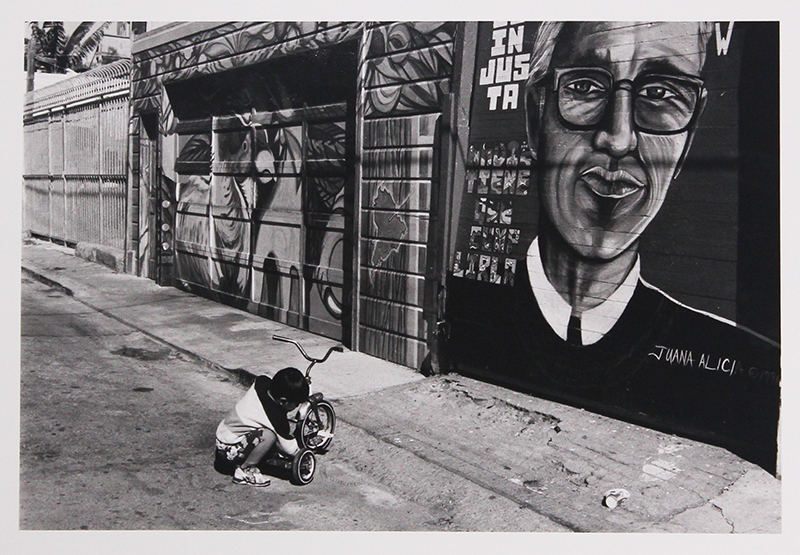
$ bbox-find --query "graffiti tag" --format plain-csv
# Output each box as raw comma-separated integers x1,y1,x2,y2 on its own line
647,345,778,386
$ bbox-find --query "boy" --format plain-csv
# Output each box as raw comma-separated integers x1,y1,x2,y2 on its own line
215,367,309,486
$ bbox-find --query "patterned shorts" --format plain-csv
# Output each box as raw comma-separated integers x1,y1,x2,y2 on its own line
215,430,262,464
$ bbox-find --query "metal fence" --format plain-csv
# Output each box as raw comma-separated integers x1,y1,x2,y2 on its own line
23,60,130,250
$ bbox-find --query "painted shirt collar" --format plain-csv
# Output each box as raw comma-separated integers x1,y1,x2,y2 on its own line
526,237,640,345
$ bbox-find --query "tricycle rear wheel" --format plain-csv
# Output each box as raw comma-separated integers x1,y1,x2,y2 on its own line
290,449,316,485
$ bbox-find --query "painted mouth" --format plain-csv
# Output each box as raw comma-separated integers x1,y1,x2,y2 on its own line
580,167,646,199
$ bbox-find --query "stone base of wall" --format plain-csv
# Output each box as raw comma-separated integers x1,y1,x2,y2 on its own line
75,242,125,273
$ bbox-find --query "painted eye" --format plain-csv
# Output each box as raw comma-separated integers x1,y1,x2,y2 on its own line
639,85,679,101
565,79,604,96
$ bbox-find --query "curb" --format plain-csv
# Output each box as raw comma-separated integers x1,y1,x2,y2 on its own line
22,262,257,388
75,242,125,272
22,266,74,297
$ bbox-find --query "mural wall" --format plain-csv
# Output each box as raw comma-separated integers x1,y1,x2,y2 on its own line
131,21,458,358
172,103,351,338
357,22,457,367
447,22,780,474
129,21,780,471
130,23,362,340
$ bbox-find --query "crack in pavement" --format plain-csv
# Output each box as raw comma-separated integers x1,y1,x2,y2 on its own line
341,416,586,532
711,502,735,533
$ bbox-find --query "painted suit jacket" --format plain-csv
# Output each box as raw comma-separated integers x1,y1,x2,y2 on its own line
447,262,781,474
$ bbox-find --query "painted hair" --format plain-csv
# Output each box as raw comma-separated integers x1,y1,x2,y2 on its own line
525,21,716,93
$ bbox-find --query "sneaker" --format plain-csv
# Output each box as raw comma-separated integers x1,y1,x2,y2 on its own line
232,465,271,487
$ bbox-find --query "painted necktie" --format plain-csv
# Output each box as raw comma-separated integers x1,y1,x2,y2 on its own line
567,314,582,346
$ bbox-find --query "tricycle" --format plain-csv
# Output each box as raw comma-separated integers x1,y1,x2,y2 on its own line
261,335,341,485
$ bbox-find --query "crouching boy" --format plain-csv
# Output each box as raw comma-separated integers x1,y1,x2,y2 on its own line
215,367,309,487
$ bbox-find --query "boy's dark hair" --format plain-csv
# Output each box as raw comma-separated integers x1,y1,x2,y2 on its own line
271,367,309,403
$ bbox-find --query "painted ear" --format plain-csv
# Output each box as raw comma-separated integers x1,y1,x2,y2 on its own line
524,89,544,162
673,87,708,180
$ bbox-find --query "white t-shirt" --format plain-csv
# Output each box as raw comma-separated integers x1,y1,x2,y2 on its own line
216,377,299,455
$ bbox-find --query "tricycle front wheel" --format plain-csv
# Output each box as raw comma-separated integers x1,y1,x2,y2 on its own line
298,400,336,452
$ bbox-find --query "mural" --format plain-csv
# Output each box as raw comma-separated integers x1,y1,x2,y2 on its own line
172,104,350,340
357,22,456,367
133,21,457,366
130,32,363,342
130,23,364,323
448,22,780,474
131,22,365,111
130,22,778,468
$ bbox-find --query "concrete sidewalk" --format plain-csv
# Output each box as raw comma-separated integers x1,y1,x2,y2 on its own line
21,237,781,533
21,238,423,400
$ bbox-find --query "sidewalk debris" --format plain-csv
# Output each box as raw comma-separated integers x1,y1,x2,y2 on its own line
602,488,630,509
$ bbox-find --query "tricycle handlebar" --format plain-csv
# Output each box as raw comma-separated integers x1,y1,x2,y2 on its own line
273,335,344,374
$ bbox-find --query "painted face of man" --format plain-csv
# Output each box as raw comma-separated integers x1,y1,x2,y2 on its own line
535,22,707,260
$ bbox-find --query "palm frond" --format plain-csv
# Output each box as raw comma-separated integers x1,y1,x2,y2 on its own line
28,22,45,44
61,21,109,71
41,22,66,57
28,21,67,72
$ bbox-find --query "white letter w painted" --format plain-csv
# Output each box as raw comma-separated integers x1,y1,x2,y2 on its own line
715,22,734,56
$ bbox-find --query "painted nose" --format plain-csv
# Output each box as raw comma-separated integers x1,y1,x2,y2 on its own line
593,87,638,158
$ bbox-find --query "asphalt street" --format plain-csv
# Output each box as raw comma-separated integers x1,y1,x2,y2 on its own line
19,275,452,531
